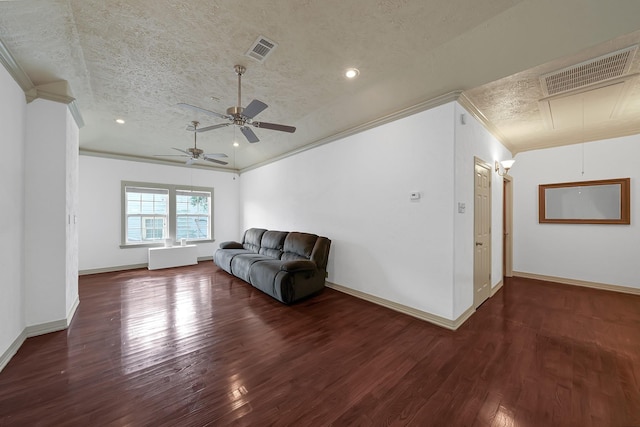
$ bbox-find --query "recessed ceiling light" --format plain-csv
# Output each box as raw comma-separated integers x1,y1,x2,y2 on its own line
233,142,239,147
115,118,125,124
345,68,360,79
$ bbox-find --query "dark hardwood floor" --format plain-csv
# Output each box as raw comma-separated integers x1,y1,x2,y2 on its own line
1,262,639,426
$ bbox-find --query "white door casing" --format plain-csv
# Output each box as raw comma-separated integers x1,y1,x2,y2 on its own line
474,158,491,308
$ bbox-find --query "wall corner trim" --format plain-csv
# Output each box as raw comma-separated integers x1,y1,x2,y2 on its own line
326,282,475,330
512,271,640,296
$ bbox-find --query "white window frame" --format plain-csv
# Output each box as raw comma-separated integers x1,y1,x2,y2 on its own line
121,181,215,248
176,189,212,241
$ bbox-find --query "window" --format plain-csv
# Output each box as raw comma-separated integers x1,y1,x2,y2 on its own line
124,186,169,243
121,182,214,247
176,190,211,240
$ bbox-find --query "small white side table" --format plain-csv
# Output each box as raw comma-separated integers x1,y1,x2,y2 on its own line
148,245,198,270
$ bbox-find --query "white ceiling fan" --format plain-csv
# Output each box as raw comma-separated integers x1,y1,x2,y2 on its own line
178,64,296,143
155,121,228,165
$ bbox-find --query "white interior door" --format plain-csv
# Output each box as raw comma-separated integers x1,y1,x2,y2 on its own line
474,158,491,308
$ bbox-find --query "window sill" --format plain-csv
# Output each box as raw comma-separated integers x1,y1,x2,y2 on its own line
120,239,215,249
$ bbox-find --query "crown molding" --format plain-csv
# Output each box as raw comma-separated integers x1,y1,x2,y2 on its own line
79,148,240,173
240,91,464,174
35,87,85,128
0,37,34,92
0,37,84,128
457,92,514,153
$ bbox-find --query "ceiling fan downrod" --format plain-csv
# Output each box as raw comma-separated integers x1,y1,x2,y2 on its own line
190,121,203,156
228,65,247,124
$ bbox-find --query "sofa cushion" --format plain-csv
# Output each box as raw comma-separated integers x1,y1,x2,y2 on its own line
258,230,288,259
243,228,267,253
214,248,252,274
281,232,317,262
231,253,274,283
248,260,286,301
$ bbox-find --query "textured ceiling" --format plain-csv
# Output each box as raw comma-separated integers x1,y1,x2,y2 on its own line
1,1,640,170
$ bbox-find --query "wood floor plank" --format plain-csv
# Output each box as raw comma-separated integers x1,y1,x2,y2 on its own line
1,263,639,426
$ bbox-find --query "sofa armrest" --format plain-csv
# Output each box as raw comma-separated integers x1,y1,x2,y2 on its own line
219,241,244,249
280,260,317,272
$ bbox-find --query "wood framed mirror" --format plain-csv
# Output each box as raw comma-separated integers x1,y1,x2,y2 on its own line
539,178,630,224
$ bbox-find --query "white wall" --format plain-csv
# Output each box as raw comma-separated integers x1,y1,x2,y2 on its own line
79,156,241,271
66,108,79,317
241,102,509,320
511,135,640,289
0,63,27,362
453,104,512,318
24,99,78,327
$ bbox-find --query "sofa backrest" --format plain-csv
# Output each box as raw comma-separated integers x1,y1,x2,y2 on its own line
281,232,331,271
242,228,267,253
258,231,288,259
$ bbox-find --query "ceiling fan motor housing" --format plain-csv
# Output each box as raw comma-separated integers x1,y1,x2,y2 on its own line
227,106,244,116
188,147,204,157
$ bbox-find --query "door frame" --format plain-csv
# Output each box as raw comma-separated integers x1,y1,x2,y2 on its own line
502,175,513,278
473,157,492,309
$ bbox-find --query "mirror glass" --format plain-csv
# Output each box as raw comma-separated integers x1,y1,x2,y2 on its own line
539,178,630,224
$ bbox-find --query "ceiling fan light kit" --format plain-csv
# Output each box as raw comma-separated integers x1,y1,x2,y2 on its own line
177,64,296,145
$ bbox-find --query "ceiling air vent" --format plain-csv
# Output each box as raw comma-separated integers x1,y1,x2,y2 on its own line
245,36,278,63
540,45,637,96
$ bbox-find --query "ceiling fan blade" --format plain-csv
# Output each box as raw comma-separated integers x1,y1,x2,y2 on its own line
204,153,228,158
154,154,189,157
240,126,260,143
242,99,268,119
172,147,191,155
204,157,229,165
195,123,231,133
178,103,230,120
252,121,296,133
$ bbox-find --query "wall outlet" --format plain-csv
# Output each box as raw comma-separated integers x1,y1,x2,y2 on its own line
458,202,466,213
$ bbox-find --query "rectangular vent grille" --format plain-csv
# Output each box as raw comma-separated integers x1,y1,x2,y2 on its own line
540,45,637,96
246,36,278,63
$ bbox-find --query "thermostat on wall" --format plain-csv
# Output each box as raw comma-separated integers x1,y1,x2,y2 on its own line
410,192,421,200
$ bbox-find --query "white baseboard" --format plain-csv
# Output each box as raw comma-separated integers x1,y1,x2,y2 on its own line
79,263,147,276
79,257,213,276
66,295,80,326
326,282,475,330
0,330,27,373
1,298,80,373
512,271,640,296
491,280,504,296
25,319,68,338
